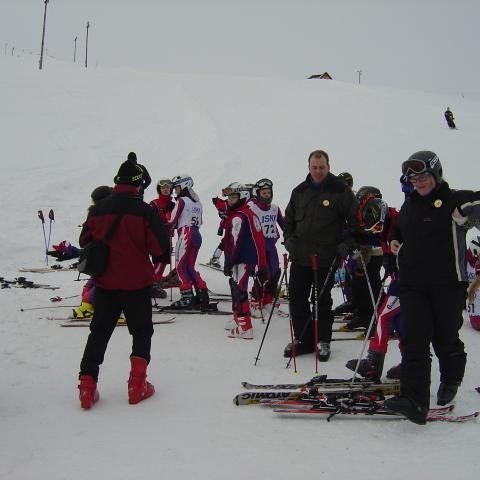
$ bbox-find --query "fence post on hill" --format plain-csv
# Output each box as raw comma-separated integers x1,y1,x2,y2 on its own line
39,0,50,70
73,36,78,63
85,21,90,68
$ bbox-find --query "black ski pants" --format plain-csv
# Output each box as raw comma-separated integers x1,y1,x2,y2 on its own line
351,255,383,319
288,261,335,346
399,282,467,408
79,286,154,381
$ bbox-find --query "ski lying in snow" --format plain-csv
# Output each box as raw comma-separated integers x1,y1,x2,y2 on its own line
59,317,176,327
18,264,78,273
273,405,478,423
153,302,232,315
200,263,223,272
241,375,398,390
234,384,401,405
1,277,59,290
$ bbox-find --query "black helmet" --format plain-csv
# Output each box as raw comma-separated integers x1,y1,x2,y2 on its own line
362,197,387,231
338,172,353,189
253,178,273,203
356,186,382,201
402,151,443,185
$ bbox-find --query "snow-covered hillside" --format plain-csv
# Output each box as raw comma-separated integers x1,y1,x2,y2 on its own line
1,55,479,480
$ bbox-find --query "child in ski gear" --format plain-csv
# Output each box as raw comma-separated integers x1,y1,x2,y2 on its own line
167,174,209,310
206,196,228,269
247,178,284,310
77,161,169,409
444,107,457,129
385,150,480,424
466,235,480,330
150,179,175,283
222,182,267,339
283,150,359,361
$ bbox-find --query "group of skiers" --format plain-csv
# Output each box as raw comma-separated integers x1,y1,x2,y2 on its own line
74,149,480,425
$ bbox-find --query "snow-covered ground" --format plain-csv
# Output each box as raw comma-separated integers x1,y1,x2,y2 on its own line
1,55,479,480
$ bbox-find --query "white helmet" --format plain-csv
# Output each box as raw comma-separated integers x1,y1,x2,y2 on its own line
468,236,480,260
222,182,250,201
172,174,194,190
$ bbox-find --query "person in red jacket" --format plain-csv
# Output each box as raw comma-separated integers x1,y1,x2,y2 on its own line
150,179,175,283
77,160,169,409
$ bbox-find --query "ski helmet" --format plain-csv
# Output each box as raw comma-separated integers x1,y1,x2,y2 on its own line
222,182,250,208
156,178,173,194
468,236,480,261
254,178,273,203
356,186,382,201
91,185,113,204
361,197,388,231
172,174,194,191
338,172,353,189
402,151,443,185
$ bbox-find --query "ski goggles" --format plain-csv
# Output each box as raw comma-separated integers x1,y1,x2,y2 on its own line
255,178,273,189
401,159,429,177
222,186,235,196
157,179,173,188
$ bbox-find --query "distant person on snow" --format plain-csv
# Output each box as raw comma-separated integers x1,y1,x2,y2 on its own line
444,107,457,129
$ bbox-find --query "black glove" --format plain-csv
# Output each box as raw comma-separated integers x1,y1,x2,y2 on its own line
336,242,351,261
256,267,269,285
382,253,398,276
223,263,232,277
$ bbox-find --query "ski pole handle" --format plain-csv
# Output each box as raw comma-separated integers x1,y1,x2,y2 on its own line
283,253,288,270
48,209,55,221
310,254,319,272
38,210,45,224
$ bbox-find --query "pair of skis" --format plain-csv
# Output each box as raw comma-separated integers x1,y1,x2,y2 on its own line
234,376,478,423
1,276,59,290
47,316,176,327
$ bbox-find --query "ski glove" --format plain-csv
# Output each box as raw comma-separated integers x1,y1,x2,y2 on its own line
382,253,398,276
336,242,351,261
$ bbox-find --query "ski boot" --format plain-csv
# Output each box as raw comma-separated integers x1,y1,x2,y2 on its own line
169,290,194,309
128,356,155,405
437,382,460,406
73,302,94,319
78,375,99,409
227,316,253,340
345,350,385,381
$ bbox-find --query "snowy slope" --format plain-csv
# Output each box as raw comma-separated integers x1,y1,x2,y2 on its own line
0,55,479,480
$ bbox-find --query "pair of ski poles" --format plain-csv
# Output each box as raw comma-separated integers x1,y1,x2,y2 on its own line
38,209,55,265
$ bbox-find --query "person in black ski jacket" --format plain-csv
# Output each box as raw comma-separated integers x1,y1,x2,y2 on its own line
283,149,359,362
127,151,152,194
384,150,480,424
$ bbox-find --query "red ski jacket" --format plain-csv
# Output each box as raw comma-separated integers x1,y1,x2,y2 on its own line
80,184,169,291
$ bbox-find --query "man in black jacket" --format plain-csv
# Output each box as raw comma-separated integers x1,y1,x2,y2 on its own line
283,150,359,361
385,150,480,424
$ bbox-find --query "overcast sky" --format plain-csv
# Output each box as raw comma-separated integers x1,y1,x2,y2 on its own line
2,0,479,93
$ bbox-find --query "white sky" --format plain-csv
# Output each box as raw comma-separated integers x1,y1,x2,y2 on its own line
2,0,479,93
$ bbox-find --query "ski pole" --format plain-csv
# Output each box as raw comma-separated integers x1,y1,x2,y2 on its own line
47,209,55,253
282,255,297,373
38,210,48,264
50,294,80,302
286,255,337,369
254,267,287,366
311,254,320,374
350,275,387,386
20,305,78,312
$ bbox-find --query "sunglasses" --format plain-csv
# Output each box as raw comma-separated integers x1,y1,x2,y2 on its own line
409,173,431,184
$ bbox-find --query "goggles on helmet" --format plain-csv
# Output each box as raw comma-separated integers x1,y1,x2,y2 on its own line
157,179,173,188
401,159,429,177
222,187,234,196
255,178,273,189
